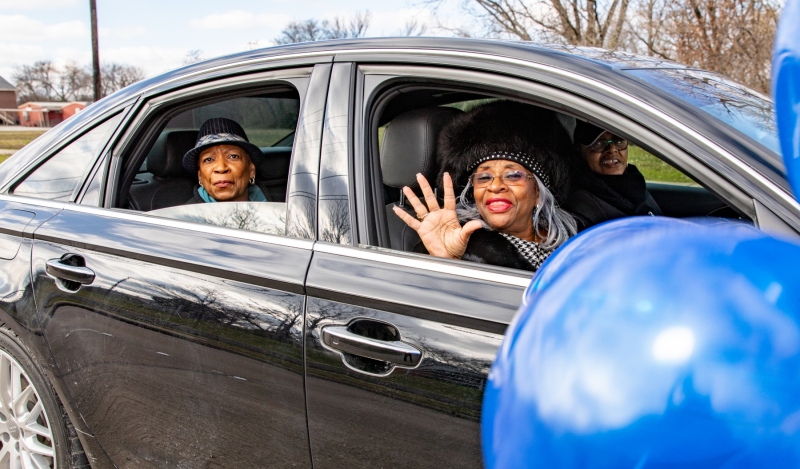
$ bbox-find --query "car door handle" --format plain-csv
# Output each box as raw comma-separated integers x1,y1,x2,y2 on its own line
321,326,422,367
46,258,95,285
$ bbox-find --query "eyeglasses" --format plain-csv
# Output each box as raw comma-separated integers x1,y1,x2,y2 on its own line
586,136,629,153
471,170,533,187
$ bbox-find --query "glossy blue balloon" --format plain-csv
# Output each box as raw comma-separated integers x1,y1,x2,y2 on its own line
483,217,800,468
773,0,800,197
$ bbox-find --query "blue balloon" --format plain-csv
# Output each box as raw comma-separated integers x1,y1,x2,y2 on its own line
773,0,800,198
483,217,800,468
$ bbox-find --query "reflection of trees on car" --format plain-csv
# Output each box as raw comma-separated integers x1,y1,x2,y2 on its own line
319,199,351,244
183,204,286,234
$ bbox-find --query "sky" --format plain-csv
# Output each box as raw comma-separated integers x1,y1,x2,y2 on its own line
0,0,469,83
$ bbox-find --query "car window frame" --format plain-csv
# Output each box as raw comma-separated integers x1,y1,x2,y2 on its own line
100,66,325,241
350,64,764,276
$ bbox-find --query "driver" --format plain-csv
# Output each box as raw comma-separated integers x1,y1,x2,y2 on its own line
182,117,268,203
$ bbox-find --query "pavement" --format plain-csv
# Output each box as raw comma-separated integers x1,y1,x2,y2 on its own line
0,149,16,155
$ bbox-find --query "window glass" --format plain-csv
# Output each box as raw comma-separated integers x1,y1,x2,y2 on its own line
13,113,122,201
164,96,299,147
626,68,779,156
627,144,699,186
126,90,301,237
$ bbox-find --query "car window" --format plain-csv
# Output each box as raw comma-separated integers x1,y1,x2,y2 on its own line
12,113,123,201
364,83,751,272
124,89,301,238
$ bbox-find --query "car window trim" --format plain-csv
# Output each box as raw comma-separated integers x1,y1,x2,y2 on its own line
313,241,532,287
0,193,313,251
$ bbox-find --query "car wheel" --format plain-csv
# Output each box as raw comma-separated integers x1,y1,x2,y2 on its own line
0,325,69,468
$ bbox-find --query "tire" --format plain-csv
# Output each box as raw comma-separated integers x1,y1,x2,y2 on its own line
0,325,70,468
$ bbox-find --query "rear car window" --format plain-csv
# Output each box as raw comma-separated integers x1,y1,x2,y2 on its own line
12,113,123,201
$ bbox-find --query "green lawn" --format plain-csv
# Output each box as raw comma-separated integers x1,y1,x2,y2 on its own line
0,131,45,150
0,154,9,164
628,145,698,185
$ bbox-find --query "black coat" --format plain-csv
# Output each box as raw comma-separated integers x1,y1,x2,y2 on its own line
414,228,540,272
564,164,662,231
186,186,204,205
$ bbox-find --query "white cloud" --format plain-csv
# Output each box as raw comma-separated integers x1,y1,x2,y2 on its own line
189,10,291,31
366,8,437,36
0,43,45,83
0,14,87,40
0,0,78,10
101,46,189,77
99,25,148,40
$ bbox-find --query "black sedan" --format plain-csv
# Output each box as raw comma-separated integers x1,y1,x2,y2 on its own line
0,37,797,469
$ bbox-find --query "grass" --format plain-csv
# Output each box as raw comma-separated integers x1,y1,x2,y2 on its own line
628,145,698,185
0,154,9,164
245,128,294,147
0,131,46,150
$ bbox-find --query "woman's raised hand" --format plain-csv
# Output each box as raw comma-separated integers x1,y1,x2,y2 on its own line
393,172,483,259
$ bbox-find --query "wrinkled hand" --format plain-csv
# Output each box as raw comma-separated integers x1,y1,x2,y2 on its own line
393,172,483,260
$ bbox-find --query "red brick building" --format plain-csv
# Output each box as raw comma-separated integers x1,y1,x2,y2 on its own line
0,76,17,125
18,101,88,127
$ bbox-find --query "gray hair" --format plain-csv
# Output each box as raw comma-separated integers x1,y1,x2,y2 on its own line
457,177,577,250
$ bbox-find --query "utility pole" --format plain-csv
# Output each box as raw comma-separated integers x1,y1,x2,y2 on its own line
90,0,102,101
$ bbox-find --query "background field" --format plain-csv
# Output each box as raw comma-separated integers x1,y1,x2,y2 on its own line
0,131,45,165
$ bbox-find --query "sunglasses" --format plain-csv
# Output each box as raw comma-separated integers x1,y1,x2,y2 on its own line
586,136,629,153
471,170,534,187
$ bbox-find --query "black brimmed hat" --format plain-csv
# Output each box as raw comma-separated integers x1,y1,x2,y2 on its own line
573,120,607,146
183,118,263,172
436,100,572,202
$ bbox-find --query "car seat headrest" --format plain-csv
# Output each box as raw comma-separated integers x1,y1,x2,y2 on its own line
257,147,292,182
380,106,463,190
146,130,198,178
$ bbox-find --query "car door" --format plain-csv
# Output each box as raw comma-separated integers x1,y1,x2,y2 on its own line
299,62,525,469
25,64,331,468
301,56,789,468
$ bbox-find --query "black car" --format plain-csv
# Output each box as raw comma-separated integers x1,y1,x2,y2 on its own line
0,38,797,469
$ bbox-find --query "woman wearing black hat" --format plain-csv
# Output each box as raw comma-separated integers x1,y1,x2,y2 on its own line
564,121,661,230
393,101,577,272
183,117,268,204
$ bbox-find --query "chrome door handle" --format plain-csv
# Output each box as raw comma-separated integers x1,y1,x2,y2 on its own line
321,326,422,367
46,258,95,285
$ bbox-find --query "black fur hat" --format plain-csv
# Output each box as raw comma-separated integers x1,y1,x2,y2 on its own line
436,100,572,202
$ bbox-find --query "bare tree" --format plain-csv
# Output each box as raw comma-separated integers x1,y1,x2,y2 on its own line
183,49,205,65
426,0,779,91
101,63,145,96
665,0,779,92
275,11,371,44
397,18,430,36
13,60,144,103
13,61,60,102
430,0,630,48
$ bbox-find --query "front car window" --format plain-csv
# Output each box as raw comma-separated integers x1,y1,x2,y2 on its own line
125,90,300,237
13,113,123,201
626,68,780,155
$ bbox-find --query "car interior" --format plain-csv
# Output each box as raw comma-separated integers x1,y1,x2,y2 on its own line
119,90,299,212
369,85,752,253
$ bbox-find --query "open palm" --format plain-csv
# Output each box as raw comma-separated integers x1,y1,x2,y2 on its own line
393,172,483,260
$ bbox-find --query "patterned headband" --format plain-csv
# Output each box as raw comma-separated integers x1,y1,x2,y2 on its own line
196,132,248,146
467,151,551,188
